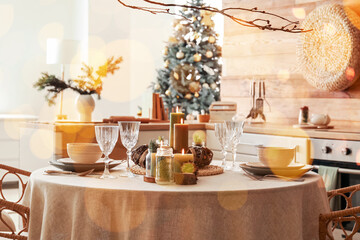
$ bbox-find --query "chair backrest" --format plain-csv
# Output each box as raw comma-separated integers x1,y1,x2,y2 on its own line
0,164,31,240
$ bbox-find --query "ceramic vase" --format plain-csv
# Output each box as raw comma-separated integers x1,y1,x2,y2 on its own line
75,94,95,122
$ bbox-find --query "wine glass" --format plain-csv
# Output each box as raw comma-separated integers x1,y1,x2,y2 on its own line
225,120,245,171
118,121,140,176
214,122,229,170
95,125,119,179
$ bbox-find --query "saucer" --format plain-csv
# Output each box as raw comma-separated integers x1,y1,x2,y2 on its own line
246,162,305,170
240,163,313,177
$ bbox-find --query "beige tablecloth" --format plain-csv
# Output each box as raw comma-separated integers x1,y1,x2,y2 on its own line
22,166,330,240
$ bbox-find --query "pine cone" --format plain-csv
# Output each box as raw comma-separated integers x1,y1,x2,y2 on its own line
187,146,213,168
131,144,148,168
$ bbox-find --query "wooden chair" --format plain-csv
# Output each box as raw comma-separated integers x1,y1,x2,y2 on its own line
0,164,31,240
319,184,360,240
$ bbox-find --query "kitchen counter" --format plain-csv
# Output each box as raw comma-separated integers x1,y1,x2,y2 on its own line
23,121,360,141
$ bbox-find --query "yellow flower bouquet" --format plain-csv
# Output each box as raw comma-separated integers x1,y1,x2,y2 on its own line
34,56,123,106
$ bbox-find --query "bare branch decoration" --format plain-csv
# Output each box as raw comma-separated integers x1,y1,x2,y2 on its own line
116,0,311,33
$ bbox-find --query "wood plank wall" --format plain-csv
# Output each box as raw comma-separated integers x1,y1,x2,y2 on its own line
222,0,360,124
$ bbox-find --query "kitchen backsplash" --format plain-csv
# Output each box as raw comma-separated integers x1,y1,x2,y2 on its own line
221,0,360,123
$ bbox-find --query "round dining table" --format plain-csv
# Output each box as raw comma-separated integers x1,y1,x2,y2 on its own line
22,165,330,240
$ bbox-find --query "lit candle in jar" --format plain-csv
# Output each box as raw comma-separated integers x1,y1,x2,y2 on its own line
169,107,185,148
174,118,188,153
173,149,194,173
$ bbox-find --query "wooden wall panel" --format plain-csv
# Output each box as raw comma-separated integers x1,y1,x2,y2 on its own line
222,0,360,122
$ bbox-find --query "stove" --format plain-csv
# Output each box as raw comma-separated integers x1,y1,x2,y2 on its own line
311,137,360,229
311,138,360,174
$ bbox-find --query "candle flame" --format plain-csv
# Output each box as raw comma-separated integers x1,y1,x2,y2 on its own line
176,106,179,113
181,118,184,124
182,149,185,155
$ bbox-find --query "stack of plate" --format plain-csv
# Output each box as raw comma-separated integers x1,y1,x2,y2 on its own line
49,158,123,172
240,162,313,177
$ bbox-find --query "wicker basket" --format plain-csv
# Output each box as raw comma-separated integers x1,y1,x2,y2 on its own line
297,4,360,91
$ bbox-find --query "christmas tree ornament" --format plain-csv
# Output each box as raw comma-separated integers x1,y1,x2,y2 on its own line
169,36,178,43
171,64,199,95
203,83,209,89
203,65,215,75
194,32,200,40
173,72,180,80
165,89,171,96
155,83,161,90
189,81,201,93
185,93,192,100
164,60,170,68
175,24,183,31
162,47,168,56
200,10,215,27
205,50,213,58
176,51,185,59
194,92,200,98
208,36,216,44
211,83,217,89
193,53,202,62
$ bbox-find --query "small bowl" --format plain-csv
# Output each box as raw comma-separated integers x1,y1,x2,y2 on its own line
67,143,102,164
257,146,295,168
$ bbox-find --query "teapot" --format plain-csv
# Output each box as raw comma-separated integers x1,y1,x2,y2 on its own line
310,114,331,126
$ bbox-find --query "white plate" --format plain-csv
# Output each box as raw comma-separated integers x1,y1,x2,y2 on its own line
58,158,105,165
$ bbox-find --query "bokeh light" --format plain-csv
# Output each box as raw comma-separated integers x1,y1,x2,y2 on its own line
292,8,306,19
217,180,248,211
38,22,64,51
277,69,290,82
29,129,54,159
0,4,14,37
84,189,147,232
22,55,46,88
346,67,355,81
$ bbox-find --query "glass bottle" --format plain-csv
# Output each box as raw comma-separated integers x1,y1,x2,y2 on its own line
145,141,157,178
155,145,174,185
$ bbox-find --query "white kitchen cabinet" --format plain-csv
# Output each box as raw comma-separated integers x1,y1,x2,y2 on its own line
0,115,37,182
206,130,311,165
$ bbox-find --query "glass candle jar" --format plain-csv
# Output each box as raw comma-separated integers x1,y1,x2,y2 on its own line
155,145,174,185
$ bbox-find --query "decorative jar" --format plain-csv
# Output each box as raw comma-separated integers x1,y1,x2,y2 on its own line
155,145,174,185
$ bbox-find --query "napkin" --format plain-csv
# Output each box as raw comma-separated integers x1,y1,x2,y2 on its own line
318,165,339,210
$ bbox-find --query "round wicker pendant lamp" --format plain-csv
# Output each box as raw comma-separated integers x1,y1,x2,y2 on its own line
297,4,360,91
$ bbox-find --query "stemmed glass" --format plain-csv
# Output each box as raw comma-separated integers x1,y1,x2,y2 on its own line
118,121,140,176
214,122,229,170
95,125,119,179
225,120,245,171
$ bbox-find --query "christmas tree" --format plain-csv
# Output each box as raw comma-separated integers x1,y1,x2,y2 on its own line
153,0,222,116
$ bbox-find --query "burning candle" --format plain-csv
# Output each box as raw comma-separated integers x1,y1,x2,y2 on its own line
169,107,184,148
174,118,188,153
173,149,194,173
